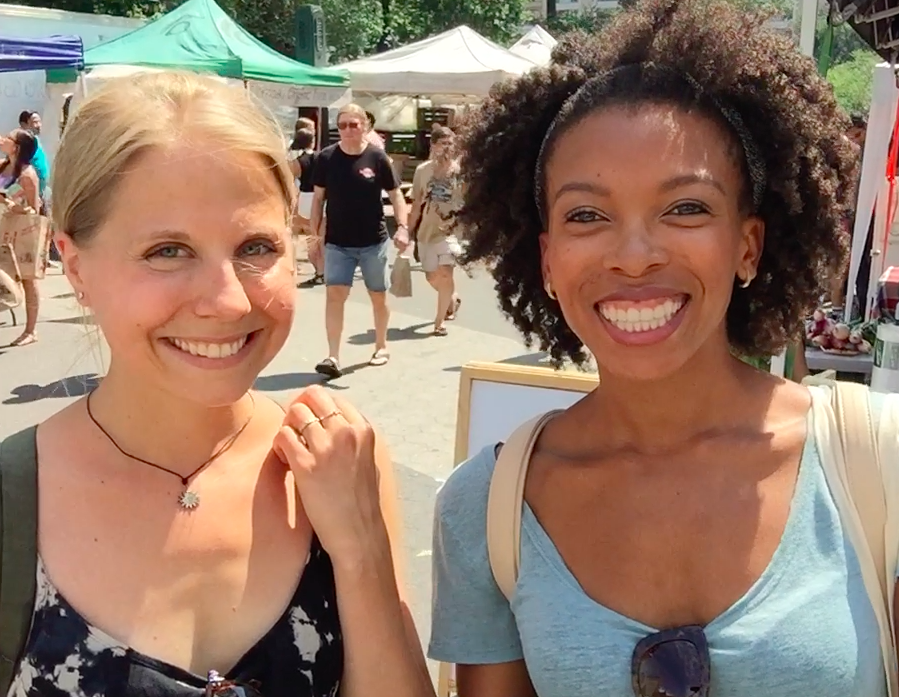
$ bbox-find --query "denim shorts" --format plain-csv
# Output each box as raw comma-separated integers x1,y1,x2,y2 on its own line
324,241,389,292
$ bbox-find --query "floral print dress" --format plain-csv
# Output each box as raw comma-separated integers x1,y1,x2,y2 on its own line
8,538,342,697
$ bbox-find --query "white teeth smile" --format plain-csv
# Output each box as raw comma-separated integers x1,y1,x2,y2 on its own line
597,298,686,333
168,335,250,359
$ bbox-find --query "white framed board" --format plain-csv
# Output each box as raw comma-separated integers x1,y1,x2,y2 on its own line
437,361,598,696
453,361,598,464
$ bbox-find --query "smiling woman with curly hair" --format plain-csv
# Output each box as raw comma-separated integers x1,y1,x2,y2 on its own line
427,0,873,696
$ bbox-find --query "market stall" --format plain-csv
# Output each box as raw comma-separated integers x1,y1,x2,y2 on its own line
45,0,351,135
0,35,75,327
0,35,84,74
337,26,538,98
509,25,556,67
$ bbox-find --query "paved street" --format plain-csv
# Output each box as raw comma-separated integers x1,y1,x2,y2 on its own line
0,248,551,678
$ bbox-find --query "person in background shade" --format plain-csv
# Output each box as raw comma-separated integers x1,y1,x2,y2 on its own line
364,111,386,151
289,119,324,285
18,111,49,199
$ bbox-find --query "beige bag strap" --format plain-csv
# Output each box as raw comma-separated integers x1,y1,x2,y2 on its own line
833,384,889,604
486,411,561,600
879,392,899,680
808,383,898,697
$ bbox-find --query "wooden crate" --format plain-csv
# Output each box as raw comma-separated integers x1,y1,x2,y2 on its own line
416,107,454,131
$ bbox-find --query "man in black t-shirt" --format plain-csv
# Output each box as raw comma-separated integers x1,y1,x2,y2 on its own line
310,104,409,378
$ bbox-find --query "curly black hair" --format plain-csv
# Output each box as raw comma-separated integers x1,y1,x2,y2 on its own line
458,0,858,366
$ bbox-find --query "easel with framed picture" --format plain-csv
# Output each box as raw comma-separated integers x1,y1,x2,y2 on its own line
436,361,597,697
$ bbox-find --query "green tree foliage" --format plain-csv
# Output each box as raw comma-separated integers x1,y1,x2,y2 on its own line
822,20,875,65
546,0,793,48
298,0,383,63
11,0,165,17
545,5,617,35
827,48,879,115
17,0,526,63
413,0,527,46
224,0,296,56
306,0,529,62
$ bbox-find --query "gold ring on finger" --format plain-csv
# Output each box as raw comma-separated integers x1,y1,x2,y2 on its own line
320,410,342,422
298,417,322,435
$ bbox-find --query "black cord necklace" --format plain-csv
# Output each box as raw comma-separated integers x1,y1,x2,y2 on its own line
85,391,256,511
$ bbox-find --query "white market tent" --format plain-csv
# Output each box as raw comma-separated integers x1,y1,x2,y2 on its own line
510,25,557,67
338,26,539,97
845,62,899,320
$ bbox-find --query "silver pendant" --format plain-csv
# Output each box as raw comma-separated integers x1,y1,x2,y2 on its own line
178,490,200,510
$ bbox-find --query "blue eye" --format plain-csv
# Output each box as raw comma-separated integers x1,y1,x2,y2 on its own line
239,239,277,256
147,244,188,259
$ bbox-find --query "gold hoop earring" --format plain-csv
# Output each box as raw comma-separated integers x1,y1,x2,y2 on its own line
545,283,556,301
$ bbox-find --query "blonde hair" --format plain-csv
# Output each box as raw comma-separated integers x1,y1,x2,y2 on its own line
52,71,296,245
337,103,369,125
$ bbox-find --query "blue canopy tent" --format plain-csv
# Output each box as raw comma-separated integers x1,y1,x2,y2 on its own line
0,35,84,73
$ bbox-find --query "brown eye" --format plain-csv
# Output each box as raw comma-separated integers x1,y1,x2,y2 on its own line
667,201,709,216
565,208,604,224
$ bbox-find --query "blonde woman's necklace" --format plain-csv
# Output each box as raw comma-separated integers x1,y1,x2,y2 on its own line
85,391,256,511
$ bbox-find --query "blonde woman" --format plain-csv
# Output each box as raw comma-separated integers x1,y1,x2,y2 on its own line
0,72,431,697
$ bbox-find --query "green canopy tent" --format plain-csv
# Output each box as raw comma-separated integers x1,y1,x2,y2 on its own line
47,0,348,88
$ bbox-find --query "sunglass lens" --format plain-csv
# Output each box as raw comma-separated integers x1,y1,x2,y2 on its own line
206,680,263,697
635,640,709,697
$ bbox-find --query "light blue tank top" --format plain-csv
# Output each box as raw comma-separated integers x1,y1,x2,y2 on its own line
429,412,886,696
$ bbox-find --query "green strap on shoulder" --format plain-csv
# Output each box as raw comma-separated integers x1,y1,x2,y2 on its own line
0,427,38,694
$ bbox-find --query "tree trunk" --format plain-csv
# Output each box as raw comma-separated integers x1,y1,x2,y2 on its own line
377,0,392,52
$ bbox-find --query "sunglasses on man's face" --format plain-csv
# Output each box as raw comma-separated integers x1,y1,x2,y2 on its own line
631,625,710,697
337,121,361,131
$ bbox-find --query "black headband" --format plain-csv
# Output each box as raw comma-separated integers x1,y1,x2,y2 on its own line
533,65,767,222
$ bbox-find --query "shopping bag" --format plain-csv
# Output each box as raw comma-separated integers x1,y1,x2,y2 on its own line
0,211,51,280
390,254,413,298
0,243,23,311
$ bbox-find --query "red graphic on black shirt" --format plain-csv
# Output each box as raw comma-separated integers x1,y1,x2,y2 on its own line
359,167,376,179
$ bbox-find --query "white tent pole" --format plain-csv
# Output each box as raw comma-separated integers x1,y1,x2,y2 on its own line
845,64,899,323
798,0,818,57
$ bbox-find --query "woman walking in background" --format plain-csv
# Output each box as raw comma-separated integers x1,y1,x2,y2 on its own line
0,128,42,347
290,124,325,285
408,126,463,336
